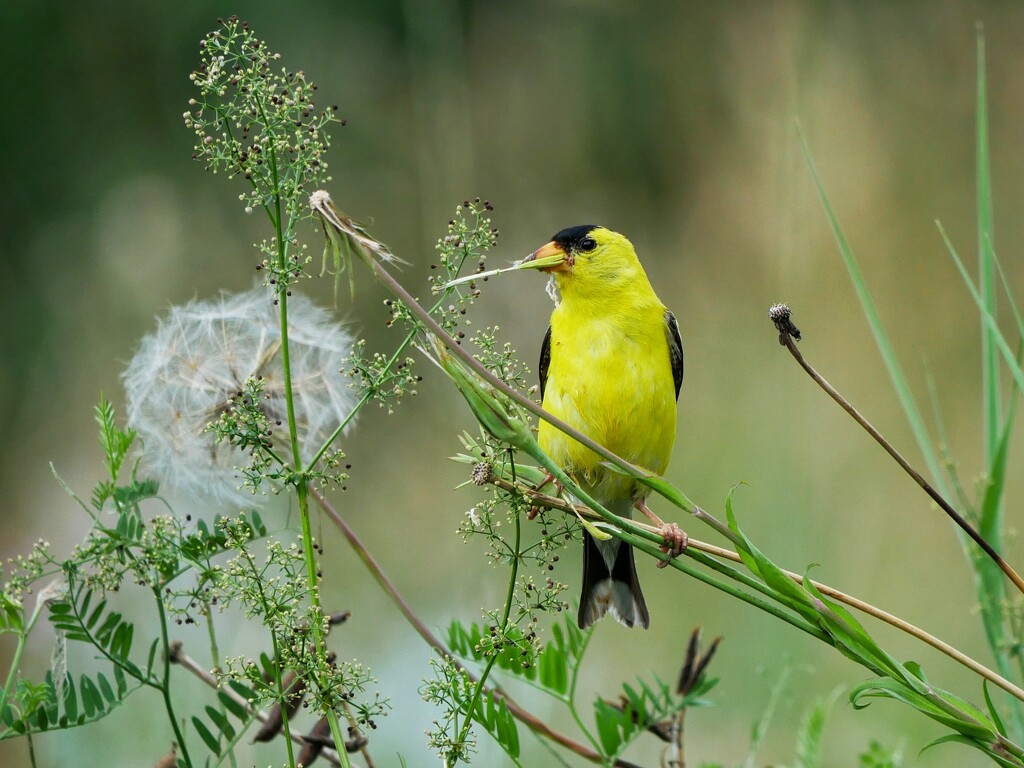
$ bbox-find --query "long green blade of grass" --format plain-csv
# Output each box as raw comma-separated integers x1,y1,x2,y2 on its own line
801,111,1024,739
938,225,1024,404
796,125,952,507
977,23,1001,468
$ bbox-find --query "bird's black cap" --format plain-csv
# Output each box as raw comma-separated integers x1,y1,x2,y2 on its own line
551,224,600,250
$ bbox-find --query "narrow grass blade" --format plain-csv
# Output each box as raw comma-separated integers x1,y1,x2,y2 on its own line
936,220,1024,739
797,126,951,505
976,24,1000,464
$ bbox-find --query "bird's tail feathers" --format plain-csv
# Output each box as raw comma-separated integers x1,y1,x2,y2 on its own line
578,533,650,629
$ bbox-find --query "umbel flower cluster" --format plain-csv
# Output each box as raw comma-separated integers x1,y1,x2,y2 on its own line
122,287,355,507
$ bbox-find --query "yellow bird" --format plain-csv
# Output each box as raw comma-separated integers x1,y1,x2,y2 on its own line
521,225,685,629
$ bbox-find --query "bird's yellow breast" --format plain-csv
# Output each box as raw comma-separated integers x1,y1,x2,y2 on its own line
538,300,677,494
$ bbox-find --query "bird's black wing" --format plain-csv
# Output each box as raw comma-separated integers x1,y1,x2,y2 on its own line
665,311,684,400
539,326,552,400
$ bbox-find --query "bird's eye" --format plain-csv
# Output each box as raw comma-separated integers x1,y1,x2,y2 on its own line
579,237,597,253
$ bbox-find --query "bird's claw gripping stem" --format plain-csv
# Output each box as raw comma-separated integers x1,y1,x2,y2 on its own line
635,499,688,567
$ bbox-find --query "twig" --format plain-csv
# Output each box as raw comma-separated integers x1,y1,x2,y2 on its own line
168,643,344,766
768,302,1024,598
310,489,645,768
489,475,1024,704
310,193,667,497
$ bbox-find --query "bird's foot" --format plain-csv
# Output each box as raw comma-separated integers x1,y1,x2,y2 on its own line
656,523,688,568
527,471,559,520
634,499,687,568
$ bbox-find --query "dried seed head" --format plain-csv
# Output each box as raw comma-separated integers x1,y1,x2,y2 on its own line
471,462,493,486
768,302,801,341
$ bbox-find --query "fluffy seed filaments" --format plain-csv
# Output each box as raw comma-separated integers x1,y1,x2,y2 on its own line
122,287,356,507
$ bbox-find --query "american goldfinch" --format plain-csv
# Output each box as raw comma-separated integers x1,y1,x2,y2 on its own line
521,225,685,629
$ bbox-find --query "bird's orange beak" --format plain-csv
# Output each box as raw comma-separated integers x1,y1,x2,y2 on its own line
520,241,571,272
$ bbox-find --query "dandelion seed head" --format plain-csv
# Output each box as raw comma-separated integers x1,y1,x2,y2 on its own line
122,287,356,508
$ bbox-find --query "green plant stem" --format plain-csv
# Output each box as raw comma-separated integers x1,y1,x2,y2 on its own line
488,470,821,638
490,474,1024,702
154,591,193,768
308,280,479,473
0,634,25,726
269,629,298,768
170,645,342,766
976,23,1000,466
295,482,350,764
330,205,1024,749
234,528,302,766
310,489,643,768
448,510,522,767
329,224,671,500
203,603,238,768
776,329,1024,597
57,572,192,760
0,592,49,726
271,170,350,764
565,629,602,756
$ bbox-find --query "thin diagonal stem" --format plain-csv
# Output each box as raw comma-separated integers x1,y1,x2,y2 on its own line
777,328,1024,597
449,511,521,766
309,489,644,768
169,646,342,766
487,475,1024,702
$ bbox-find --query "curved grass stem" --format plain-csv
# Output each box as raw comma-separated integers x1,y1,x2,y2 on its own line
774,324,1024,598
492,474,1024,703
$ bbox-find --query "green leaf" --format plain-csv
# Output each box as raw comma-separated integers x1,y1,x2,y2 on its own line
78,590,93,626
218,691,248,722
112,479,159,508
226,679,257,702
802,576,896,677
795,690,840,768
593,699,623,756
983,680,1007,735
249,509,267,536
79,675,100,719
95,611,124,649
724,487,761,578
0,593,25,634
96,673,116,705
537,639,568,696
31,703,48,732
111,621,134,660
146,639,160,678
86,598,108,633
476,692,519,759
192,715,222,756
205,705,236,741
61,677,78,724
849,678,993,741
920,733,1021,768
0,697,16,728
113,666,127,698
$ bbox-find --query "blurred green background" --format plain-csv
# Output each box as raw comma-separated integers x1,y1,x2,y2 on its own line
4,1,1024,765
